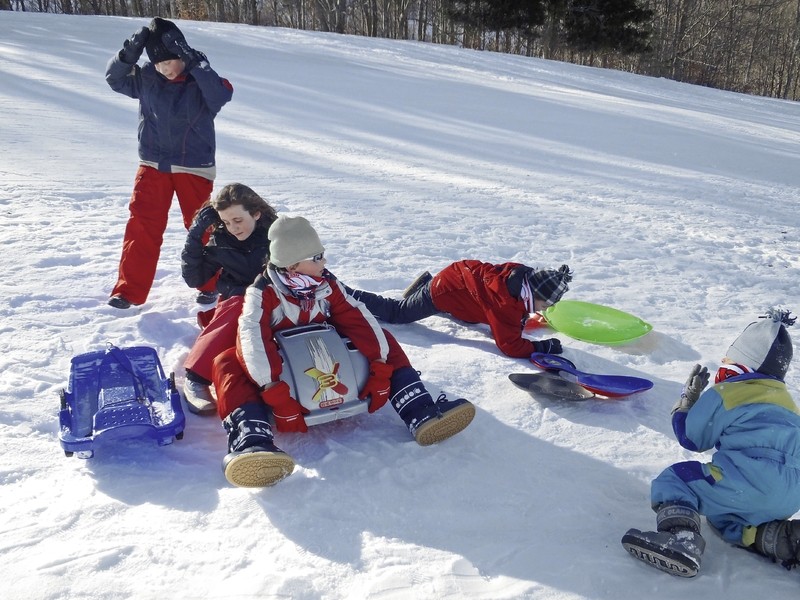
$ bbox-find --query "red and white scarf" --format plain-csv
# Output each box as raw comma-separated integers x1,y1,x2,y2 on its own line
715,362,752,384
275,271,323,312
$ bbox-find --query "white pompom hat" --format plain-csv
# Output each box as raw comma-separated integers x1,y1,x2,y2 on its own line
726,309,794,380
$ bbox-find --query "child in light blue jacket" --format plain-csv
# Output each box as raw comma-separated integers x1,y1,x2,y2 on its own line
622,309,800,577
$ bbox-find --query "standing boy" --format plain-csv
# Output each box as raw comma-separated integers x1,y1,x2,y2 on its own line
105,18,233,309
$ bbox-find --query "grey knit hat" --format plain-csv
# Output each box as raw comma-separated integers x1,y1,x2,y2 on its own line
268,216,325,268
528,264,573,306
145,18,181,64
726,309,795,380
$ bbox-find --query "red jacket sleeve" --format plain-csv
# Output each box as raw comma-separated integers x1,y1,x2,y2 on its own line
326,279,390,363
483,302,536,358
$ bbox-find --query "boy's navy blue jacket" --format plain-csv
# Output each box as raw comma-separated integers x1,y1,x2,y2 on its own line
105,54,233,172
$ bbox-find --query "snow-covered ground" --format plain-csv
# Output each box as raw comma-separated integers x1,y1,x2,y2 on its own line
1,10,799,599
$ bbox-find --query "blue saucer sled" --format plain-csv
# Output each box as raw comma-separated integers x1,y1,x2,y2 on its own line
58,344,185,458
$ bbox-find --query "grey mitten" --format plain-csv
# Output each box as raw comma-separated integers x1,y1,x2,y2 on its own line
120,26,150,64
672,364,710,414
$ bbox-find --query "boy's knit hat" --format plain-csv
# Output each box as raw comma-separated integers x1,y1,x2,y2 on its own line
145,18,181,64
726,309,795,380
528,264,573,306
268,216,325,268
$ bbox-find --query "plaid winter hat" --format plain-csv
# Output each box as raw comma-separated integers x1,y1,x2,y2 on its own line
268,216,325,268
145,18,181,64
527,264,573,306
726,309,795,380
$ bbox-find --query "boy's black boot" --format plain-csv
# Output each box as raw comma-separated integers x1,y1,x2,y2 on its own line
108,295,132,309
389,366,475,446
621,503,706,578
402,271,432,298
221,401,294,487
753,519,800,569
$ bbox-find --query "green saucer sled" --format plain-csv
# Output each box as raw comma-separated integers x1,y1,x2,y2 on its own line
524,300,652,345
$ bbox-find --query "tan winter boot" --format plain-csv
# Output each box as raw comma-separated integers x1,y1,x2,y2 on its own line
221,401,295,487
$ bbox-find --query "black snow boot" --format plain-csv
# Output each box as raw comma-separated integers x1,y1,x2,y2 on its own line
221,401,295,488
390,367,475,446
753,519,800,569
621,503,706,578
402,271,432,298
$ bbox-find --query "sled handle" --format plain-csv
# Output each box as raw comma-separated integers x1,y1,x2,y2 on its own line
104,344,150,401
530,354,578,372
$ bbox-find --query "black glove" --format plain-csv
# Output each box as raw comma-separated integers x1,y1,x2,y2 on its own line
189,206,219,239
672,364,710,414
532,338,563,355
119,26,150,65
161,29,206,72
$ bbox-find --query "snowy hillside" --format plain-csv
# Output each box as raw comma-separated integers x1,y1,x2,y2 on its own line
1,10,799,599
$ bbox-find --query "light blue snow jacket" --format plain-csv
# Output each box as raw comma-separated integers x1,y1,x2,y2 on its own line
673,373,800,465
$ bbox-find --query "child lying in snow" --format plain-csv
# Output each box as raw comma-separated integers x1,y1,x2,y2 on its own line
345,261,573,359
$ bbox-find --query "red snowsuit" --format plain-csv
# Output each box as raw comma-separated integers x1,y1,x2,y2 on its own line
430,260,535,358
113,167,215,304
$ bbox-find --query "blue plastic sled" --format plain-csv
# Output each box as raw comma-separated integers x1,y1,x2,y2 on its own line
529,353,653,398
58,344,185,458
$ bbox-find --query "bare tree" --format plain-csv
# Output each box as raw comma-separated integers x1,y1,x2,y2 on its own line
4,0,799,100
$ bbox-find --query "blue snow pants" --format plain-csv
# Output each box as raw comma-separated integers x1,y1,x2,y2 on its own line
651,449,800,544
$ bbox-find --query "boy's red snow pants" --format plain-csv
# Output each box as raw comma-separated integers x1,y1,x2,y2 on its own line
111,165,214,305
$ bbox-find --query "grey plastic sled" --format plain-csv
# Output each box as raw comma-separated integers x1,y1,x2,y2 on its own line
275,323,370,426
58,344,185,458
508,372,596,400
